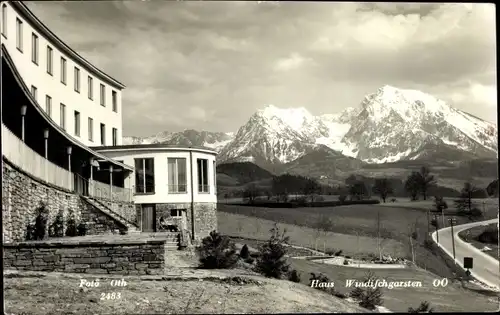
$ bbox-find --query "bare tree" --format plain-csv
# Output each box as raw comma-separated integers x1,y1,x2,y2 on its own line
313,214,334,252
417,166,437,200
372,178,393,203
243,183,260,204
376,210,390,260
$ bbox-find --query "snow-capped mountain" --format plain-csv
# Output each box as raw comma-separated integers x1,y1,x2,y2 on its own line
124,85,497,165
123,130,234,151
336,85,497,163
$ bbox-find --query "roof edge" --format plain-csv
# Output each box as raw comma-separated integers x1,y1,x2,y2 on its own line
91,144,218,155
10,1,126,90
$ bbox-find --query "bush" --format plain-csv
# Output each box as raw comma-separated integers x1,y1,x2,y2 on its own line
476,227,498,244
338,195,347,203
334,250,343,256
470,207,483,218
49,211,64,238
240,244,250,259
65,211,77,237
76,223,87,236
288,269,301,283
391,198,397,203
34,203,49,240
350,287,364,299
255,223,290,279
408,301,433,313
350,271,384,310
25,223,36,241
325,250,336,256
343,259,349,265
197,231,239,269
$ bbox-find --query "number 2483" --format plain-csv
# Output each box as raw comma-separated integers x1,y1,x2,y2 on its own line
100,292,121,300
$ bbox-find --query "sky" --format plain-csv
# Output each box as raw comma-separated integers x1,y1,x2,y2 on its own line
25,1,497,137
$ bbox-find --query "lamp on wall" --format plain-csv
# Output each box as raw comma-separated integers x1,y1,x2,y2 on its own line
20,105,27,142
43,128,49,159
67,146,73,190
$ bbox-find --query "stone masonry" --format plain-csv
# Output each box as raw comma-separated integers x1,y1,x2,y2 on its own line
2,158,135,242
135,202,217,242
3,239,167,275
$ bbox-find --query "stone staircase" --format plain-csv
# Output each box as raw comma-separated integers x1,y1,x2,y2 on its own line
163,232,181,249
80,196,140,234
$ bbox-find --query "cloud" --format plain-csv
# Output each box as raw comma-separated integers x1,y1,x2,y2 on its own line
24,1,497,136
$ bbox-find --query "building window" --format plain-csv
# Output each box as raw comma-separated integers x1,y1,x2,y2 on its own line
213,160,216,193
168,158,187,193
45,95,52,117
100,123,106,145
88,117,93,141
134,158,155,194
74,67,80,93
170,209,183,217
74,111,80,136
1,4,7,38
46,46,53,75
100,84,105,106
112,90,117,112
197,158,209,193
112,128,117,146
60,103,66,130
31,33,38,65
16,18,22,52
88,76,93,100
30,85,37,101
60,57,67,85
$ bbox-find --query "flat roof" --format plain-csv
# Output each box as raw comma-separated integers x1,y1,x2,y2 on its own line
91,144,218,155
10,2,126,90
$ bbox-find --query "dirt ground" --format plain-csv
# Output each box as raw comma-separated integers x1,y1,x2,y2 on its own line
3,269,369,315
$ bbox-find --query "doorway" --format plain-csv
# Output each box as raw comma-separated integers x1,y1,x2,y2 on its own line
141,204,156,232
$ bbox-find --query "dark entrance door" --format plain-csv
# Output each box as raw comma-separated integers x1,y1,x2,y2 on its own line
141,204,156,232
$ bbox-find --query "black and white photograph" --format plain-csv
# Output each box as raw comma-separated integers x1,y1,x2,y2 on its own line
1,1,498,313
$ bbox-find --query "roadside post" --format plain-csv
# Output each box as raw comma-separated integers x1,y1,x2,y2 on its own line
448,218,457,265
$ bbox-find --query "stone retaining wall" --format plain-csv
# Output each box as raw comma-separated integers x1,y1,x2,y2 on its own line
137,202,217,241
3,240,167,275
2,159,136,242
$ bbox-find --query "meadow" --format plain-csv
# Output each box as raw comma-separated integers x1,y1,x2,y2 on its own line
217,198,498,279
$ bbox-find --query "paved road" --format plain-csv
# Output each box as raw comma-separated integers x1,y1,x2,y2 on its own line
432,218,499,289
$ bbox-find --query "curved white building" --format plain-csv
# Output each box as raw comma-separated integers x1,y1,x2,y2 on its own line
93,144,218,240
1,2,137,242
2,1,123,146
1,2,218,243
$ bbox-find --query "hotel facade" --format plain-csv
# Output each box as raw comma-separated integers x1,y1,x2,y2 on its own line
1,2,217,244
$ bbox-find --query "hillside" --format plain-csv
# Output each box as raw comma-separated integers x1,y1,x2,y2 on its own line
216,162,273,186
4,269,369,314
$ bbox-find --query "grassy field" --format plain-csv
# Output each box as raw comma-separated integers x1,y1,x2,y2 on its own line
4,270,368,314
221,232,499,312
219,212,407,258
217,200,498,279
289,258,499,313
458,223,499,261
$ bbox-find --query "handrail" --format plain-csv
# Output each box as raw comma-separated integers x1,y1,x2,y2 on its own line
74,173,132,203
2,123,74,191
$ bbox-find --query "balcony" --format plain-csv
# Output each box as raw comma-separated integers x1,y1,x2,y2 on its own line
2,123,74,190
3,123,132,203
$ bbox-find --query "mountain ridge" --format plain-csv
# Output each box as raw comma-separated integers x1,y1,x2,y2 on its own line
123,85,497,166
